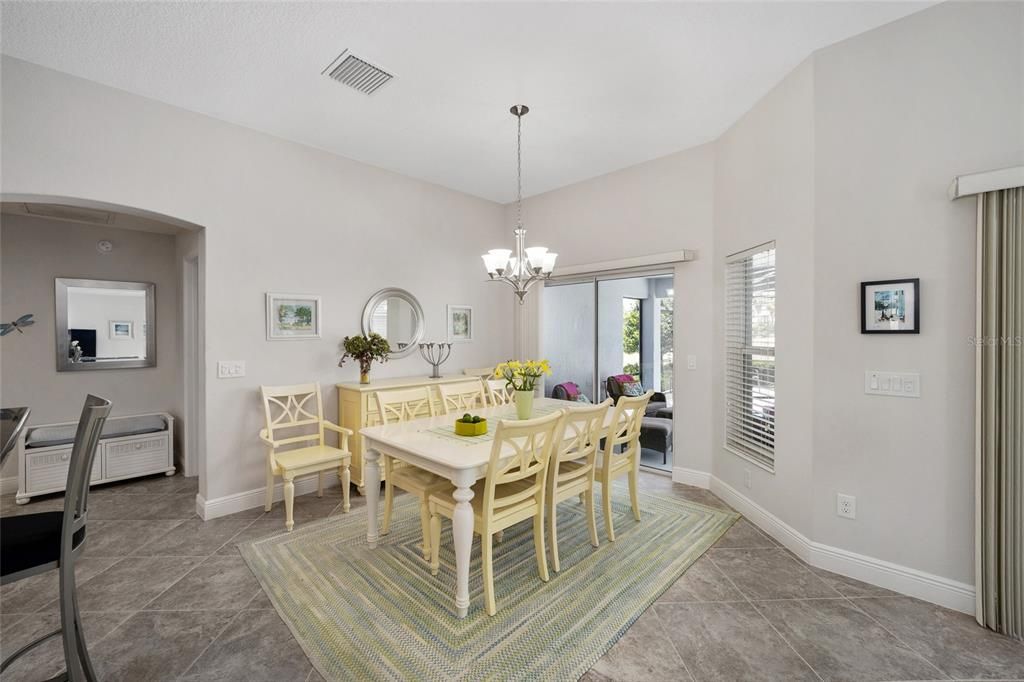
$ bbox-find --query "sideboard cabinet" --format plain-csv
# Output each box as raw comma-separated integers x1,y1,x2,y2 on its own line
337,375,474,493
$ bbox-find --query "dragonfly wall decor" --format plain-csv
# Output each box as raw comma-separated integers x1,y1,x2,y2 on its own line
0,314,35,336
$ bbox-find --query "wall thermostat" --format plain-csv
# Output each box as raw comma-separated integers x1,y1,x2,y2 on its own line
96,240,114,254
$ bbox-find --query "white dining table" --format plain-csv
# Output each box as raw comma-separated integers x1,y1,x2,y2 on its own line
360,397,603,618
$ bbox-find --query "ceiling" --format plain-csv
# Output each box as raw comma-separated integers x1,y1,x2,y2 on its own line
0,2,932,203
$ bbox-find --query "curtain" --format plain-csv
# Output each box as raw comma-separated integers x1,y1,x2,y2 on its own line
977,186,1023,640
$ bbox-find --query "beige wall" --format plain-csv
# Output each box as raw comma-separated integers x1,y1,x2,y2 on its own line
712,58,816,538
0,57,512,500
809,0,1024,583
515,144,717,476
0,215,181,479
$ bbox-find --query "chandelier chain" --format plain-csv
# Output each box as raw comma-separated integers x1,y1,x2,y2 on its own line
516,111,523,229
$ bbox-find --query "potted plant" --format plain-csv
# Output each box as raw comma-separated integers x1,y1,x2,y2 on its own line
338,333,391,384
495,360,552,419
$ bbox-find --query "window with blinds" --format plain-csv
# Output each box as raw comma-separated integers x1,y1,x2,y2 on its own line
725,242,776,469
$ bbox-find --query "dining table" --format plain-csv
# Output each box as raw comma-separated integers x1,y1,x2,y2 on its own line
360,397,615,618
0,406,30,468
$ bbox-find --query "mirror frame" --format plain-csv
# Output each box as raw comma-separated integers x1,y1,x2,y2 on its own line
55,277,157,372
360,287,424,359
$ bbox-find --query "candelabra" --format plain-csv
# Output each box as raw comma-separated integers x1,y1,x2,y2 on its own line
418,342,452,379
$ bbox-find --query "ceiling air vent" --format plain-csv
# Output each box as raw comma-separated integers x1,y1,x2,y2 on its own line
322,51,392,95
23,203,113,225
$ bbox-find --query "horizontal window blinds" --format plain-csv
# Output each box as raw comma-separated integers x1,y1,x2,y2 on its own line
725,242,776,469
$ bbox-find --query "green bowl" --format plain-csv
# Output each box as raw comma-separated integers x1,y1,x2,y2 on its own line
454,419,488,436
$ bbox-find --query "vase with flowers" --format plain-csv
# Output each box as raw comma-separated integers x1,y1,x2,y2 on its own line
495,359,552,419
338,333,391,384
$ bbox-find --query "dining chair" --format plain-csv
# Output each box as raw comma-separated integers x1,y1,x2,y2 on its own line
1,394,111,682
429,410,564,616
259,382,352,531
595,390,654,542
437,379,487,414
462,366,495,381
375,386,452,561
545,399,612,572
485,379,514,406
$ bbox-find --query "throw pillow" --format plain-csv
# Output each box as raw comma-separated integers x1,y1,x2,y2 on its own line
622,381,644,397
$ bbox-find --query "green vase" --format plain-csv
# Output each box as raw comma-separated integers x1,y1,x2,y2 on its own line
515,390,534,420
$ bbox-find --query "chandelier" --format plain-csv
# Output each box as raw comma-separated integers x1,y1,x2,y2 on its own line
481,105,557,304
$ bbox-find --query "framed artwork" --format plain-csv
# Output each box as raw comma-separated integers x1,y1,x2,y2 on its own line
109,320,133,338
266,293,321,340
861,278,920,334
447,304,473,342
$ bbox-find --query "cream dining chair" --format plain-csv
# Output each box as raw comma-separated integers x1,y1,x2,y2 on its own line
259,383,352,531
596,390,653,542
485,379,515,406
375,386,452,561
429,410,564,616
545,399,612,572
438,379,487,414
462,366,496,381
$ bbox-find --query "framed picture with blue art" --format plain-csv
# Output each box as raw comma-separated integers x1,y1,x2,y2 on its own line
266,293,321,340
861,278,920,334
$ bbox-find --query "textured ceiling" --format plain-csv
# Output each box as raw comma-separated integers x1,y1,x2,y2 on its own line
0,1,932,203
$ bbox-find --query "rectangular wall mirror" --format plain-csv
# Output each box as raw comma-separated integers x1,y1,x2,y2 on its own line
55,278,156,371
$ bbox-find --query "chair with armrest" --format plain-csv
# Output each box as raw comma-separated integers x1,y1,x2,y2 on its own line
259,382,352,531
1,394,111,682
606,375,667,416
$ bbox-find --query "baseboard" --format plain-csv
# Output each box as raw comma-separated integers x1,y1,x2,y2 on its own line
709,475,975,615
672,467,711,488
197,475,340,521
0,476,17,496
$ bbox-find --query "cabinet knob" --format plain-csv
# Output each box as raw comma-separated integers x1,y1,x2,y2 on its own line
135,443,142,449
61,454,69,461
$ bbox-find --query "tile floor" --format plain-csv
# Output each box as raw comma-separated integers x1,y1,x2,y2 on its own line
1,472,1022,681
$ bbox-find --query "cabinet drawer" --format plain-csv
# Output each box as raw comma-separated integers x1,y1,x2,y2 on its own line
25,447,102,494
103,433,170,479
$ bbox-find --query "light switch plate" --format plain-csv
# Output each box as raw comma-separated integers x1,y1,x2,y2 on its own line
687,355,697,371
865,371,920,398
218,360,246,379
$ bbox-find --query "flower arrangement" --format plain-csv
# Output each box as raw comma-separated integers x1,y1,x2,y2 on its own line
338,333,391,384
495,359,552,392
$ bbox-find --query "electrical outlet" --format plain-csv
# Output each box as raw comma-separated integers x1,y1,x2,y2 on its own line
837,493,856,519
744,469,751,490
687,355,697,371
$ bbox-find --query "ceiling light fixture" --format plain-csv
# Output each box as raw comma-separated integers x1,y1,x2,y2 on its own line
482,105,556,304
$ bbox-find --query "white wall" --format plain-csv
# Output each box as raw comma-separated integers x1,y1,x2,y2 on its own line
809,0,1024,584
520,144,717,477
0,214,181,479
0,57,512,501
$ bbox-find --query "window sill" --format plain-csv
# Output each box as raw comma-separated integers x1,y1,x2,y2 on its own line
723,445,776,474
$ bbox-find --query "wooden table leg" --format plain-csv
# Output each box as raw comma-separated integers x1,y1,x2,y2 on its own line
452,483,474,618
364,448,381,548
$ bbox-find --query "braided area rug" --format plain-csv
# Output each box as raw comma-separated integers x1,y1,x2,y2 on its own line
241,485,737,681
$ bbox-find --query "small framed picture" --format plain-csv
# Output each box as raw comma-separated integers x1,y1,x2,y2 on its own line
266,293,321,340
861,278,920,334
109,320,133,338
447,304,473,342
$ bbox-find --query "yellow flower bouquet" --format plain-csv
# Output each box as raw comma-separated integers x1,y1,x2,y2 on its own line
495,360,552,418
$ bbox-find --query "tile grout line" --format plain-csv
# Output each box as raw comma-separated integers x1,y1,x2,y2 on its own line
647,604,697,682
705,551,826,682
840,596,955,681
175,606,249,679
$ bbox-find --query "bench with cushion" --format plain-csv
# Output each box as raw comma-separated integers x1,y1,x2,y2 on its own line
16,412,174,504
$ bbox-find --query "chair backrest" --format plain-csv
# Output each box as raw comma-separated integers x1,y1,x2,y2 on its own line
602,390,654,467
483,411,564,517
463,366,495,380
549,399,611,494
62,394,112,558
606,374,642,403
375,386,436,424
485,379,514,406
438,379,487,414
260,383,325,448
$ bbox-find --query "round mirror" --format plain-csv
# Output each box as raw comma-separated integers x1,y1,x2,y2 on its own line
360,288,425,358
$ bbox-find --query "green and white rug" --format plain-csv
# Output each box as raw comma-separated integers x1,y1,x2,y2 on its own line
241,486,737,681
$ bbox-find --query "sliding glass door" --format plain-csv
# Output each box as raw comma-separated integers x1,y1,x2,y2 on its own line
541,271,675,471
